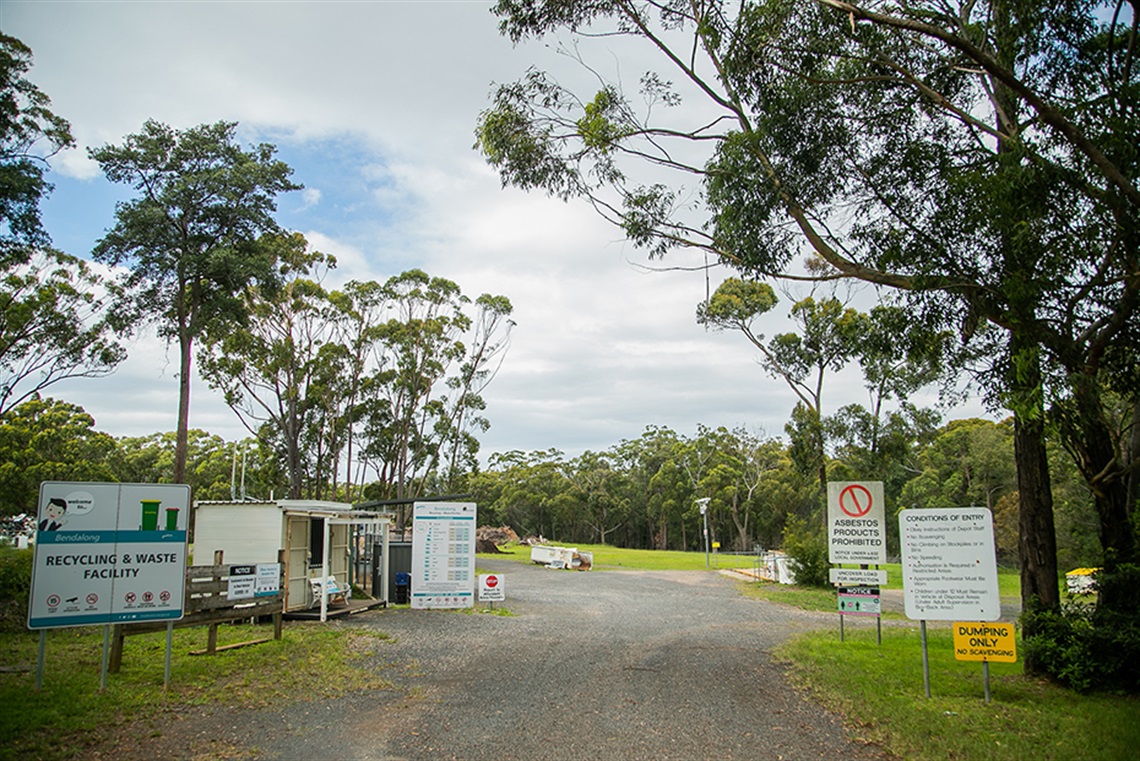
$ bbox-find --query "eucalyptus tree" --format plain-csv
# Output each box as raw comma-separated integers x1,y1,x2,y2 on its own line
1,251,126,415
568,449,630,544
91,120,300,484
698,277,864,493
0,36,126,411
358,270,515,507
197,233,338,499
477,1,1140,633
0,397,117,516
0,33,73,264
480,449,575,538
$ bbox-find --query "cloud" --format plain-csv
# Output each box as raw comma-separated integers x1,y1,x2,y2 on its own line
5,0,990,466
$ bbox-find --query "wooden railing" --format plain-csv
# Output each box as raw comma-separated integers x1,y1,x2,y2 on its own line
109,550,285,672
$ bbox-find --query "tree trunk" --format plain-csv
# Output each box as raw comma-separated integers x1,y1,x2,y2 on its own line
1060,375,1138,585
1010,334,1060,675
174,327,192,485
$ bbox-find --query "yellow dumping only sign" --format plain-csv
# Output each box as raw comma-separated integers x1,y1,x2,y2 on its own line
952,622,1017,663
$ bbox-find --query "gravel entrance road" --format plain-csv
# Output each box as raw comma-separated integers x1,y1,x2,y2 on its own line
129,560,889,760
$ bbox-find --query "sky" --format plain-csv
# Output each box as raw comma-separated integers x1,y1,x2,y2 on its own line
2,0,988,462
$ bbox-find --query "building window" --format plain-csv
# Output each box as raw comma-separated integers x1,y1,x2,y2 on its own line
309,517,325,568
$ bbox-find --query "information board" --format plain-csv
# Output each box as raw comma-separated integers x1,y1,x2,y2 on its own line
827,481,886,564
410,501,476,609
28,482,191,629
899,508,1000,621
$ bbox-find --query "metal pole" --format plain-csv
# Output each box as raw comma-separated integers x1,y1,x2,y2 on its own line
697,498,710,569
35,630,46,691
100,624,110,691
984,662,991,704
164,621,174,690
921,620,931,698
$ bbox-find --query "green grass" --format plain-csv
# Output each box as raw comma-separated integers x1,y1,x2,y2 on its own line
0,622,392,760
779,625,1140,761
481,541,754,571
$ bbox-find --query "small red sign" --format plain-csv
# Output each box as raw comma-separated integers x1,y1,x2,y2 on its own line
485,575,499,588
839,483,873,517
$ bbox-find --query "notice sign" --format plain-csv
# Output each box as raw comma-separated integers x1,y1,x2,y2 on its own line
953,622,1017,663
827,481,886,564
411,501,476,609
478,573,505,602
227,565,257,600
28,482,190,629
899,508,1000,621
228,563,281,600
838,586,881,616
255,563,281,597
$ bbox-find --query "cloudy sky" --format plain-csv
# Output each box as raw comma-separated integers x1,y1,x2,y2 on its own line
4,0,985,460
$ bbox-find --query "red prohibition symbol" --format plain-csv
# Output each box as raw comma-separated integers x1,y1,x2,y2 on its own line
486,575,499,588
839,484,873,518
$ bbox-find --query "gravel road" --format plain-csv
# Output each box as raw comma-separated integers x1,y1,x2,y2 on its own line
125,559,889,760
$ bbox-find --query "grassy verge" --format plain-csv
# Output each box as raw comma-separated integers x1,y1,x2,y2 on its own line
0,621,392,759
481,542,755,571
778,625,1140,761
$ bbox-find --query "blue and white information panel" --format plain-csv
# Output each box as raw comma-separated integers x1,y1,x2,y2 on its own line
410,501,476,610
28,482,191,629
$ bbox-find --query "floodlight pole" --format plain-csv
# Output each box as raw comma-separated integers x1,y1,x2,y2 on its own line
696,498,711,569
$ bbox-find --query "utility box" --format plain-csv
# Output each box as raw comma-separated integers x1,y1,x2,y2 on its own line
375,541,413,601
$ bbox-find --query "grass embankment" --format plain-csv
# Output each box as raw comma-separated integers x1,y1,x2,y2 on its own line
0,622,391,760
780,626,1140,761
487,542,1139,760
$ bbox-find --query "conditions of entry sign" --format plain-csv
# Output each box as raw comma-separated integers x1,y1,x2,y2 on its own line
827,481,886,564
899,508,1001,621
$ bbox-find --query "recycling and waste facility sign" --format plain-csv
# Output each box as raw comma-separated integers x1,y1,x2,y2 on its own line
28,482,191,629
827,481,886,564
953,622,1017,663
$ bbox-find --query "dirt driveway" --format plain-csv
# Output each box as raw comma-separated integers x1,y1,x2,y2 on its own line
121,560,888,760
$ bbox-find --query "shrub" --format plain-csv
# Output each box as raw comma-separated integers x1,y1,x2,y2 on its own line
1023,563,1140,693
0,546,32,632
782,514,830,587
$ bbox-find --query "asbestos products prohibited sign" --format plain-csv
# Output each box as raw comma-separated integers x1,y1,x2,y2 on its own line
953,622,1017,663
827,481,886,564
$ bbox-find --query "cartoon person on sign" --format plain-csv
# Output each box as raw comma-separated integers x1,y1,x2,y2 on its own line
38,497,67,532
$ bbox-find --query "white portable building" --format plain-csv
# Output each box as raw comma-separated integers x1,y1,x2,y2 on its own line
192,500,392,617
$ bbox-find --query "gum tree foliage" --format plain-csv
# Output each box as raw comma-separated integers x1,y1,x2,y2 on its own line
1,251,126,416
698,277,864,493
90,120,300,485
358,270,514,510
0,397,117,516
0,34,72,264
476,1,1140,640
198,233,340,500
0,36,126,412
199,255,515,504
